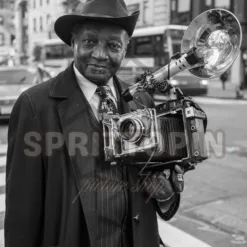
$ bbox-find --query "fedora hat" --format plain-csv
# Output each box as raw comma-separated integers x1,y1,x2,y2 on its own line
54,0,140,46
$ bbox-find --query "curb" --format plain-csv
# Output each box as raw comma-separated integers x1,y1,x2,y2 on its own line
0,146,7,156
154,95,247,104
0,229,3,246
200,96,247,101
158,218,212,247
154,95,247,103
193,97,247,105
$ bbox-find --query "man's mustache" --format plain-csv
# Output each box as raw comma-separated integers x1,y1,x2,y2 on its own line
88,63,111,68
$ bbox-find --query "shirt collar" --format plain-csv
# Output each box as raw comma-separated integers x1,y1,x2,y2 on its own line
73,63,115,102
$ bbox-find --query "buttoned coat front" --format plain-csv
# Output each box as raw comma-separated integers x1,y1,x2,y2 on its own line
5,64,179,247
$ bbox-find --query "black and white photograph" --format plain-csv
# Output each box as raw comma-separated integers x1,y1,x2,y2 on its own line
0,0,247,246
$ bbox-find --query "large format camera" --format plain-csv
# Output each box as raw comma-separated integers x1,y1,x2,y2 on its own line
102,97,207,170
102,9,242,171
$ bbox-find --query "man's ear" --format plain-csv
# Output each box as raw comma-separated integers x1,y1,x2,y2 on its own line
71,36,75,47
124,38,131,56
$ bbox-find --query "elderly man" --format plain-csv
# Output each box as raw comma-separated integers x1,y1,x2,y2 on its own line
5,0,184,246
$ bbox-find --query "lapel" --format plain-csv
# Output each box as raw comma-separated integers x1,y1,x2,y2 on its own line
49,65,132,247
49,63,97,247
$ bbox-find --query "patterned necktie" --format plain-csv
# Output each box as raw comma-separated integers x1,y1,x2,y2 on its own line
96,85,118,121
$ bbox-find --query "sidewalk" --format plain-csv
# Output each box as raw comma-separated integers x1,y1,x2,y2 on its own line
205,79,247,100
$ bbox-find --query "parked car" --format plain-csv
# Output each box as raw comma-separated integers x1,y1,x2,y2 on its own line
0,66,51,120
169,71,208,96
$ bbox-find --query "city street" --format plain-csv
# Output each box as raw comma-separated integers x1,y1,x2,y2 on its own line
1,0,246,245
0,97,247,246
157,97,247,247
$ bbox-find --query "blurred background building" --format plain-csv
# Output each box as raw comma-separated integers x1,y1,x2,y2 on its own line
15,0,28,65
0,0,15,66
0,0,245,87
125,0,170,27
27,0,64,64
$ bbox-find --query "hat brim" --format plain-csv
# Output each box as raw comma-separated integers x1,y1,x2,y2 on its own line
54,11,140,46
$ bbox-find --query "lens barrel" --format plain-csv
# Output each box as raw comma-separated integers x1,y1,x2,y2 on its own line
119,118,144,143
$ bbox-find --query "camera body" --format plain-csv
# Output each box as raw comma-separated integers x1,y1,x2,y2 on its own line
102,98,208,170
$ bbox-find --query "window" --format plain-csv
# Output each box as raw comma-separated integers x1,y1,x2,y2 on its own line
125,41,134,57
45,44,73,59
206,0,231,11
171,0,192,24
215,0,230,9
178,0,190,12
205,0,213,8
154,35,164,55
22,5,26,19
143,1,151,25
127,4,140,26
33,0,36,8
134,36,153,56
172,43,181,55
177,0,191,24
40,0,42,7
171,0,177,11
0,33,4,46
33,18,36,32
168,29,186,41
46,14,50,24
0,16,4,25
40,16,43,31
47,0,49,4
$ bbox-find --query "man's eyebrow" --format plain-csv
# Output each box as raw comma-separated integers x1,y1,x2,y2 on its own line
107,36,123,42
82,30,98,36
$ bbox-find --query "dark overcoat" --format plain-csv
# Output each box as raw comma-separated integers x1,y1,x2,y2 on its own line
5,64,179,247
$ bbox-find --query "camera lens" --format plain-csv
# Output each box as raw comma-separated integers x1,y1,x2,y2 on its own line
119,118,144,143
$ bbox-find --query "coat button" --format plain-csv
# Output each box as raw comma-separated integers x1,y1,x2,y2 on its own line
133,213,140,223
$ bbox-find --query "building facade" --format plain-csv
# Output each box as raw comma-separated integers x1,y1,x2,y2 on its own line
170,0,234,25
13,0,247,83
0,1,15,65
17,0,171,64
16,0,86,63
0,0,15,9
15,0,28,64
26,0,65,62
125,0,170,27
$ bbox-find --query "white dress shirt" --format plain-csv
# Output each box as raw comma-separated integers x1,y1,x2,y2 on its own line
73,64,117,120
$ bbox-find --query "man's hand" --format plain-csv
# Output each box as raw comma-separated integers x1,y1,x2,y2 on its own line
142,165,184,204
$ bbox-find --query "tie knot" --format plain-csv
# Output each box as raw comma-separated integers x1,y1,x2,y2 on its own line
96,85,112,99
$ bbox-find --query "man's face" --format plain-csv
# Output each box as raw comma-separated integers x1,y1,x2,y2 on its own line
72,21,129,86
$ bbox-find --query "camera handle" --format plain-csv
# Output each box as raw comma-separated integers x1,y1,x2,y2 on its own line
170,168,184,193
138,167,184,193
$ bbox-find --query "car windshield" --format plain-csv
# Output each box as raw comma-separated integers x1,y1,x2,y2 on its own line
0,69,35,85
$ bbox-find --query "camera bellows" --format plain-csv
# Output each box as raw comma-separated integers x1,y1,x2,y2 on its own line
158,116,187,160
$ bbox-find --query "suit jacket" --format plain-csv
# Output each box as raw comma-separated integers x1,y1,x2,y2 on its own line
5,63,180,247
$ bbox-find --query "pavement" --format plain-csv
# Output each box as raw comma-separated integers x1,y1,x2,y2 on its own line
203,79,247,100
1,142,245,247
